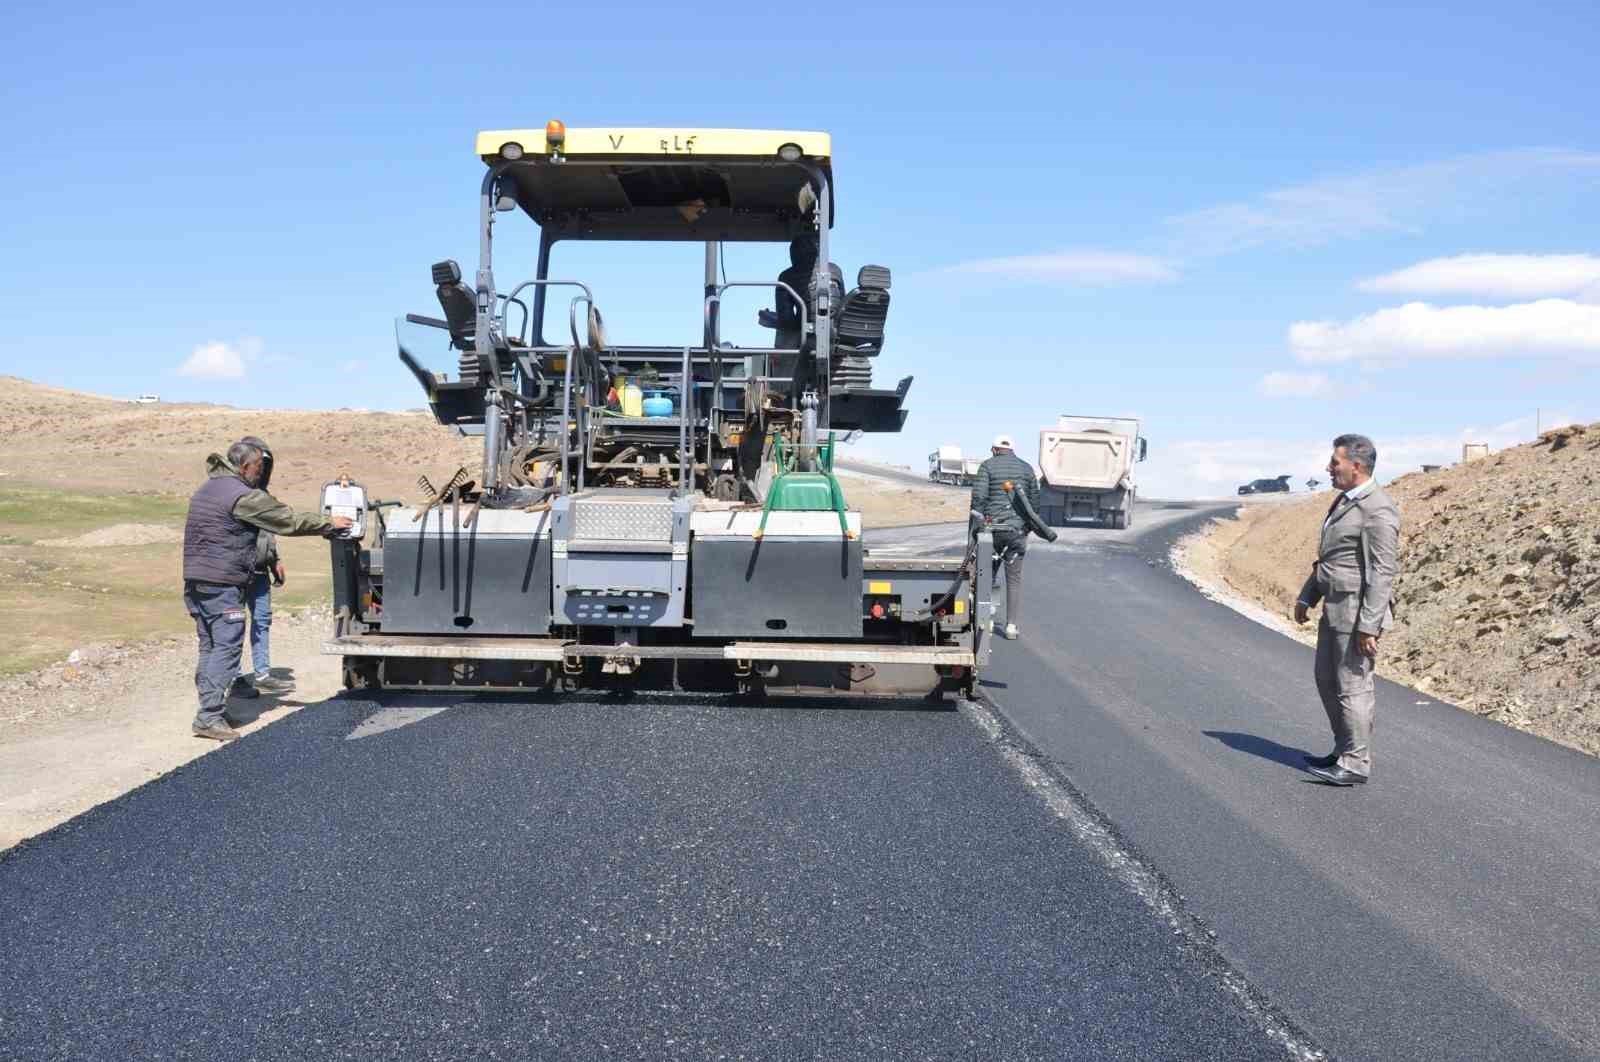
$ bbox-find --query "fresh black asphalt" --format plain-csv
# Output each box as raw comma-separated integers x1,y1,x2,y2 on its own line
6,499,1598,1060
964,504,1600,1061
2,691,1284,1059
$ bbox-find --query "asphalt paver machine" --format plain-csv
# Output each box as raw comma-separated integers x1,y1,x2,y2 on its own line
325,124,992,697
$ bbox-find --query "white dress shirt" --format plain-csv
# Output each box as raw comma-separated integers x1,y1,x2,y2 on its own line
1324,476,1376,529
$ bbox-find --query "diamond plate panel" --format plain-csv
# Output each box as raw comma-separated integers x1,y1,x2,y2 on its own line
571,499,674,542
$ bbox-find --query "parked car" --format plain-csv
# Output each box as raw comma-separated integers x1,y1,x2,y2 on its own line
1237,475,1292,495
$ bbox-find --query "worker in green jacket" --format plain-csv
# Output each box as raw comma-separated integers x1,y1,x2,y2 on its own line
971,434,1039,640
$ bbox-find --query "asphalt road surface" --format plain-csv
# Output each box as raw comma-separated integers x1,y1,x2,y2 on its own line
3,500,1597,1060
879,503,1600,1061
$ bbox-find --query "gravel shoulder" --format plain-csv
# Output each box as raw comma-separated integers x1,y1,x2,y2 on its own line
0,608,341,850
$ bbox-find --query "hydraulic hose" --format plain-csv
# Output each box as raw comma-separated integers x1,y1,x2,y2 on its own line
1004,482,1059,542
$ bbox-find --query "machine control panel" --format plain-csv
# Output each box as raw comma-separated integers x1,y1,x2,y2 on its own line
321,478,367,539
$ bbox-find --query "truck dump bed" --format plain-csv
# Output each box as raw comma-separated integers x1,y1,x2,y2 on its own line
1038,431,1134,490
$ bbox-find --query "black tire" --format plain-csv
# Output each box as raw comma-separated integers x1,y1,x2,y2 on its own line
1124,494,1136,528
1111,510,1128,530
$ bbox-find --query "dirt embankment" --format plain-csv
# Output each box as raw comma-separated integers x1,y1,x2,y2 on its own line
0,375,482,502
1188,424,1600,757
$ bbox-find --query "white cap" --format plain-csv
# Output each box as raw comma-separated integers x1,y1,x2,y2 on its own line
992,434,1015,450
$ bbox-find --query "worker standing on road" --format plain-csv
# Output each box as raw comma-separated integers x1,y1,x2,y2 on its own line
182,438,352,742
971,434,1039,640
232,436,291,700
1294,433,1401,786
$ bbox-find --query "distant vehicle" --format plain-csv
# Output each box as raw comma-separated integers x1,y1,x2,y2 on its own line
1036,415,1146,529
1305,477,1321,491
1238,475,1292,495
132,394,160,404
927,445,980,486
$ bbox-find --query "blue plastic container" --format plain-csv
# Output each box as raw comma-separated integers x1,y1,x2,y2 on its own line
641,392,675,418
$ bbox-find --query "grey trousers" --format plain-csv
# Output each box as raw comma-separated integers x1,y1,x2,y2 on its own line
184,581,247,729
992,530,1026,628
1314,618,1376,776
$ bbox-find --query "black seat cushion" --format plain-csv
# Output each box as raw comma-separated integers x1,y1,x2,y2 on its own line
834,264,891,355
431,260,477,352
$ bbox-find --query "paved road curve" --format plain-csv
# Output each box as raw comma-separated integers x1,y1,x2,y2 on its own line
836,457,960,491
878,504,1600,1061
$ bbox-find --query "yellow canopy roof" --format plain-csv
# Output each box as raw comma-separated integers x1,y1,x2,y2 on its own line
474,126,835,242
475,127,831,161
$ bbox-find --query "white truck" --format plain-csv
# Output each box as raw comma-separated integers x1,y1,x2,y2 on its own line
927,445,981,486
1037,415,1147,529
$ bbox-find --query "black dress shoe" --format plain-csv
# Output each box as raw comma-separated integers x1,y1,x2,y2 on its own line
1302,752,1338,769
1307,765,1368,786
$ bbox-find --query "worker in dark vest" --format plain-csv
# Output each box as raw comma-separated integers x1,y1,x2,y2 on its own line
971,434,1039,640
182,438,351,741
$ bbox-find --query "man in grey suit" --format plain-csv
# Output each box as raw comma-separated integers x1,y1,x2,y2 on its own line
1294,433,1401,786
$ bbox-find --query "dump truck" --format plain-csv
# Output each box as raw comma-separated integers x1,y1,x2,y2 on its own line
927,446,980,486
1037,415,1147,529
321,124,992,698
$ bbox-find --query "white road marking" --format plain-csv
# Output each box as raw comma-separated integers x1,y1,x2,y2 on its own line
346,704,453,740
961,695,1328,1062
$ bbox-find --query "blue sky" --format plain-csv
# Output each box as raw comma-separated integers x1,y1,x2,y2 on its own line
3,1,1597,497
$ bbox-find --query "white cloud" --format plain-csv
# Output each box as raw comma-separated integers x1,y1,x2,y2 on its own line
1257,371,1332,398
1165,149,1600,257
1144,414,1576,499
1289,299,1600,364
1359,254,1600,299
943,250,1178,285
177,340,250,379
1142,438,1329,499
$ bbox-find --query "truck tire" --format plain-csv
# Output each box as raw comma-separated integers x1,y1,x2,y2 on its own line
1123,493,1136,529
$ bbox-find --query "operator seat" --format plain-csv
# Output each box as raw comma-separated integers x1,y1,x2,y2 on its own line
431,260,477,351
832,265,891,357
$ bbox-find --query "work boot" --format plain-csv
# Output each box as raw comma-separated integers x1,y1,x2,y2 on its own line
253,675,294,694
230,678,260,700
192,722,240,742
1003,623,1019,640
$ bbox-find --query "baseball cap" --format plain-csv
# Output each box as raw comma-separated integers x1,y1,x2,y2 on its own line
992,434,1015,450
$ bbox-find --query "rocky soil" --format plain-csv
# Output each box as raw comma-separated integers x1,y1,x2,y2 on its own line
1197,423,1600,758
0,604,342,851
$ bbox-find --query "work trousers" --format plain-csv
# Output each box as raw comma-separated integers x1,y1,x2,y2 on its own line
242,573,273,679
184,580,246,729
1314,617,1376,776
992,529,1027,629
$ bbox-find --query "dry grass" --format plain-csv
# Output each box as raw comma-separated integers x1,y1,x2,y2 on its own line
0,487,335,674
